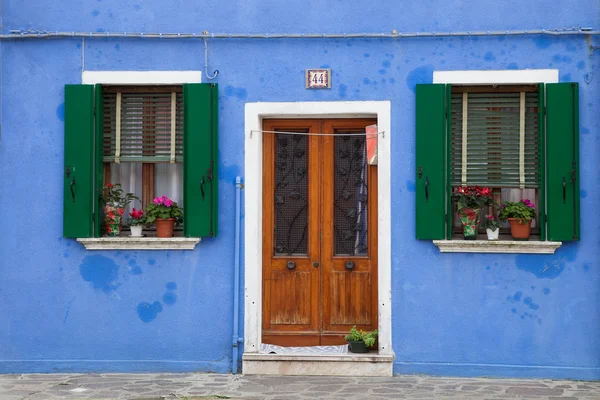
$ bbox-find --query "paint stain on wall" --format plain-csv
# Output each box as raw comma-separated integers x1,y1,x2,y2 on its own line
523,296,540,310
405,180,416,192
56,103,65,121
515,246,576,279
533,36,553,49
137,301,163,322
507,291,523,302
338,84,348,98
79,255,120,293
224,86,248,101
406,64,434,93
484,51,496,62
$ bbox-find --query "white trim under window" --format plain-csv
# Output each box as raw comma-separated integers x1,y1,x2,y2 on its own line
243,101,393,359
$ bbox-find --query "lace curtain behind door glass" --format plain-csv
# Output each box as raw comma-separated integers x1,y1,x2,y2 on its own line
334,135,368,256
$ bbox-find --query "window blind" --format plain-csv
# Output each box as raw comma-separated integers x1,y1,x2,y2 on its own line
450,90,539,188
103,87,183,163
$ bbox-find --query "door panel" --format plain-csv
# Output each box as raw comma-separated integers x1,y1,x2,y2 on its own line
262,120,321,346
322,119,378,343
262,118,377,346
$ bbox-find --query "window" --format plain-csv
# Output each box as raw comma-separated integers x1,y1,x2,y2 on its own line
63,83,219,239
102,86,184,221
415,82,579,242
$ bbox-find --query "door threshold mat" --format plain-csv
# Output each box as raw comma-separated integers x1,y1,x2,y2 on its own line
260,343,349,355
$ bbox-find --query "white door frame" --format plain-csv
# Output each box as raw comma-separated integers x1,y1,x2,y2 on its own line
244,101,392,355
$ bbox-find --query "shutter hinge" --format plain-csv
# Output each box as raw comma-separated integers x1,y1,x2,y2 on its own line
571,162,576,183
207,166,214,181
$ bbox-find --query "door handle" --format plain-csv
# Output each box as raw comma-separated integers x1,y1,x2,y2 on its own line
312,261,319,268
345,260,355,271
287,261,296,270
70,177,76,203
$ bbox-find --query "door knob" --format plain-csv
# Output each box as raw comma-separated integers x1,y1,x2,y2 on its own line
312,261,319,268
345,261,355,271
287,261,296,270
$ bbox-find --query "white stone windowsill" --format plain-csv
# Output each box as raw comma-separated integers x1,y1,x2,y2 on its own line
433,240,562,254
77,237,200,250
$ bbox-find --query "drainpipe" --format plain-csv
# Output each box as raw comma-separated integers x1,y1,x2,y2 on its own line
232,176,243,373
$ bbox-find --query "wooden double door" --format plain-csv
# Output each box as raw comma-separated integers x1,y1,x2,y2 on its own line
262,118,378,346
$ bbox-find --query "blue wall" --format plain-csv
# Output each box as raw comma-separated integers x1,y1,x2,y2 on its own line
1,0,598,378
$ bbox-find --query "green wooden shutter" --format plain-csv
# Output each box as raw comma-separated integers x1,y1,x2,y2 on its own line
64,85,95,238
183,83,218,237
416,84,447,239
546,82,580,241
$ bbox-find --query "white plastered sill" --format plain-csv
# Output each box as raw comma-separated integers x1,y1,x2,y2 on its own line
77,237,200,250
433,240,562,254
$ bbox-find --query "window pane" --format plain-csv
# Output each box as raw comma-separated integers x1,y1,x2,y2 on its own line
155,163,184,209
274,132,309,256
334,135,368,256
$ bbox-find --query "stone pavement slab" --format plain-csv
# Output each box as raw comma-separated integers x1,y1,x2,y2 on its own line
0,373,599,400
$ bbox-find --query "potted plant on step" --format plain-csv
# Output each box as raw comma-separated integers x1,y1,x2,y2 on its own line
144,195,183,238
451,186,494,240
482,214,500,240
499,199,536,240
344,325,378,353
128,208,145,237
100,183,139,237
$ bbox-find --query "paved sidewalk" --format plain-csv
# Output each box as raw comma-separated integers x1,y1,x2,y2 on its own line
1,373,599,400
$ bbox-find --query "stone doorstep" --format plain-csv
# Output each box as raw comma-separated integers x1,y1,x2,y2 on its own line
242,352,395,377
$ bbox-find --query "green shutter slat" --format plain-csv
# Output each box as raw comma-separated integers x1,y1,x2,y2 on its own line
546,82,580,241
94,85,104,237
183,83,218,237
64,85,95,238
416,84,447,240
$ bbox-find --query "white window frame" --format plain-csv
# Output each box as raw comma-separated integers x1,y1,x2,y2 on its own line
77,70,202,250
432,69,562,254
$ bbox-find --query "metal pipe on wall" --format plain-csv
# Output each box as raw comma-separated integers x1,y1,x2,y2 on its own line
232,176,243,374
2,28,599,40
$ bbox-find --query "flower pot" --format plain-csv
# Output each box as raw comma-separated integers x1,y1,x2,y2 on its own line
104,204,125,237
155,218,175,238
486,227,499,240
348,340,369,353
507,218,532,240
457,207,481,240
130,225,144,237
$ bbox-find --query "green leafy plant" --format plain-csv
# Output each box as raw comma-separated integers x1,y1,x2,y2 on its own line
451,186,494,210
144,195,183,224
344,325,378,347
482,214,501,231
99,183,139,207
498,199,536,223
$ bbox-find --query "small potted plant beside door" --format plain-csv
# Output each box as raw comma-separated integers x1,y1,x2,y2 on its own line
499,199,536,240
344,325,378,353
144,196,183,238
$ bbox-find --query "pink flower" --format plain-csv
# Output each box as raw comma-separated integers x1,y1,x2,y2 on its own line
164,198,173,207
154,197,163,205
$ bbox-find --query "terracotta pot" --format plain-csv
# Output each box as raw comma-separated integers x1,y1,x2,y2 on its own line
155,218,175,238
507,218,532,240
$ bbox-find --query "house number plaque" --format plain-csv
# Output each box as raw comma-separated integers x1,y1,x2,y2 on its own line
306,69,331,89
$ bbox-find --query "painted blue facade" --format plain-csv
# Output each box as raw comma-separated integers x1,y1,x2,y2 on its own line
1,1,599,379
